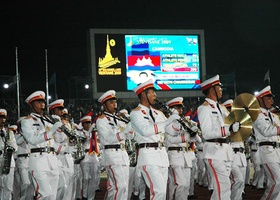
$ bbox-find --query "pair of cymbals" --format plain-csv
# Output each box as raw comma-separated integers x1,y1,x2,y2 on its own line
224,93,260,142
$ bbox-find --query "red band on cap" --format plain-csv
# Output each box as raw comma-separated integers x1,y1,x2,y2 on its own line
49,103,64,111
201,80,220,91
168,101,183,107
101,95,116,104
257,91,272,99
135,83,154,95
28,95,45,104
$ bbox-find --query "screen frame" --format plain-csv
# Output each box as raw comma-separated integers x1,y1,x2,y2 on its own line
88,28,206,100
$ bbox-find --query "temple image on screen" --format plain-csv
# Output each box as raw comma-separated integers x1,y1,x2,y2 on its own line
98,35,120,68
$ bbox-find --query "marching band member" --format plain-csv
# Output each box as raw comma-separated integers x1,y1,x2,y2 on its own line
130,79,180,200
13,119,34,200
164,97,194,199
253,86,280,199
118,109,138,200
96,90,134,200
78,115,99,200
0,109,17,200
49,99,75,200
223,99,247,200
197,75,241,200
21,91,62,199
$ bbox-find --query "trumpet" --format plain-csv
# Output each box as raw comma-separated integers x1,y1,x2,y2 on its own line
117,112,131,123
154,99,198,137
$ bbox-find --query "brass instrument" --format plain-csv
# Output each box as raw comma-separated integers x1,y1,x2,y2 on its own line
46,114,86,163
118,112,131,123
154,99,198,137
272,104,280,112
46,114,79,143
125,138,138,167
104,112,130,124
225,93,260,142
1,126,15,175
183,116,202,136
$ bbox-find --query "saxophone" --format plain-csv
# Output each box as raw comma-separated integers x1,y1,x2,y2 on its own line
125,138,138,167
1,127,15,175
71,125,85,164
47,115,85,163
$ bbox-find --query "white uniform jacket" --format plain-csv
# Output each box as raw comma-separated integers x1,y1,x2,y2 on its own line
165,121,192,167
96,112,131,166
130,104,169,167
198,98,233,161
253,108,280,164
21,113,59,171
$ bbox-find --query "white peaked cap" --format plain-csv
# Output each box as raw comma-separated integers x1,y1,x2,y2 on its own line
98,90,117,104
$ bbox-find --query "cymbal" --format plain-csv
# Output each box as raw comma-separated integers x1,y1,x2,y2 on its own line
231,93,260,122
225,110,253,142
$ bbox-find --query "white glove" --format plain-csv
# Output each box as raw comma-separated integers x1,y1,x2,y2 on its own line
170,108,179,114
165,113,181,126
191,126,198,132
49,122,63,135
229,122,241,133
51,114,61,122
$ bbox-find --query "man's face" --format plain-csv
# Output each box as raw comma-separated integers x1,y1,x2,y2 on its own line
31,100,45,114
262,96,274,109
213,85,223,99
0,116,6,125
145,88,157,105
53,107,63,117
104,99,117,114
82,121,91,131
173,105,184,115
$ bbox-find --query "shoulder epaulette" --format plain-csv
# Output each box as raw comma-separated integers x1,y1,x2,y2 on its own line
24,115,37,121
133,106,141,111
202,101,209,106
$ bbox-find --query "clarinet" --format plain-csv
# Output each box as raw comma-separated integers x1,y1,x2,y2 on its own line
44,114,78,143
154,99,197,137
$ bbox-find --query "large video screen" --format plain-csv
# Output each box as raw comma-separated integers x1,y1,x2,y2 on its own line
125,35,200,90
89,29,206,99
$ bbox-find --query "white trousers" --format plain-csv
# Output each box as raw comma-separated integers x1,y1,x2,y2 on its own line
230,164,246,200
134,166,146,200
72,164,83,199
80,162,100,200
0,168,14,200
31,169,59,200
261,162,280,200
105,164,129,200
168,165,190,200
140,165,168,200
204,159,232,200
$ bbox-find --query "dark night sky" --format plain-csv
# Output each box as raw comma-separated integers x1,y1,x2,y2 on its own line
1,0,280,100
